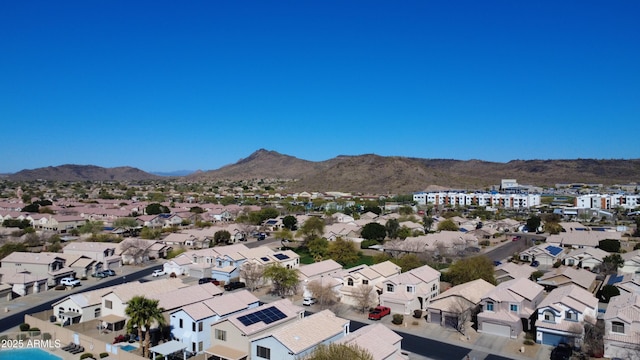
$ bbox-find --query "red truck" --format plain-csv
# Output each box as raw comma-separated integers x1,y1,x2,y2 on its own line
368,306,391,320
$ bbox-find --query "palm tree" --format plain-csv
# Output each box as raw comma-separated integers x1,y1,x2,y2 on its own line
125,296,166,358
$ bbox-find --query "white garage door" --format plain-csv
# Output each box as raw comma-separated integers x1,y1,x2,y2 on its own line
384,301,406,315
481,322,511,337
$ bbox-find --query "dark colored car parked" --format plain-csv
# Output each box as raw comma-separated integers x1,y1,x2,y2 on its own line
550,343,573,360
224,281,246,291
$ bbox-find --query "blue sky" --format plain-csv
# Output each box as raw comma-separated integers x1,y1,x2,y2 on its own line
1,1,639,173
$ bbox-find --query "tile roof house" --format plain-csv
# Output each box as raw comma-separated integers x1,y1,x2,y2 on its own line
251,309,350,360
205,298,305,360
603,292,640,360
427,278,495,331
494,262,537,284
562,247,610,270
477,278,544,339
379,264,441,315
519,244,566,266
63,241,121,270
0,251,75,287
537,266,597,293
335,261,402,308
170,290,260,354
546,231,621,249
336,323,407,360
535,284,598,346
52,286,115,325
621,250,640,274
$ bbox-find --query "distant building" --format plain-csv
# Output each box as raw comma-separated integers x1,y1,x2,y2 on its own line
413,191,540,209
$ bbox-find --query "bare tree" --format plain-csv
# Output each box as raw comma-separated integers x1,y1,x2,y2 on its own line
307,279,338,307
119,238,150,265
449,297,472,335
240,261,265,291
352,284,374,313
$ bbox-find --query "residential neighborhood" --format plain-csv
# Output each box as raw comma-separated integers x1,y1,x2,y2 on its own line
0,178,639,360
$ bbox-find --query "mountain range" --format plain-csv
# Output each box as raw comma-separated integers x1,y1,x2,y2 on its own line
6,149,640,193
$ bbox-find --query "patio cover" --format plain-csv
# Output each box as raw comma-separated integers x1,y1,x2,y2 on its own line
150,340,188,360
100,314,126,331
204,344,247,360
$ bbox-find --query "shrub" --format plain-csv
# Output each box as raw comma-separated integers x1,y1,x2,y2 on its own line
360,239,379,249
553,260,562,268
42,333,52,340
479,240,490,247
80,353,94,360
19,323,30,331
0,335,8,341
392,314,404,325
413,309,423,319
523,339,535,345
412,321,419,326
55,285,66,290
29,327,40,336
100,353,109,358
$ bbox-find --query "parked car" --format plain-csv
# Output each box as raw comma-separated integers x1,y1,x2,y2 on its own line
302,297,317,306
493,261,502,266
198,277,220,285
102,269,116,276
368,306,391,320
550,343,573,360
224,281,246,291
91,271,108,278
152,269,165,277
60,277,81,287
531,260,540,267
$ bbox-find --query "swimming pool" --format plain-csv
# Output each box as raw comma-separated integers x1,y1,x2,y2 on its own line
0,348,62,360
119,344,138,352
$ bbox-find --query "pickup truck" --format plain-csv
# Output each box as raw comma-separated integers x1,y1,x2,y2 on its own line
368,306,391,320
60,277,81,287
224,281,246,291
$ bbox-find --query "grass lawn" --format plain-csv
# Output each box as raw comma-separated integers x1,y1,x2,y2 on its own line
293,247,374,267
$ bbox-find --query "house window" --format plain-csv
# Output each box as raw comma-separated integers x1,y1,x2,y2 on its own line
407,286,415,293
347,278,354,286
179,319,183,328
192,322,196,331
386,284,394,292
567,259,575,266
198,322,203,332
256,345,271,359
510,304,518,313
543,311,555,322
105,300,112,309
486,301,494,311
198,341,203,352
362,279,369,285
432,283,437,291
565,311,578,321
95,308,101,318
215,329,226,341
612,321,625,334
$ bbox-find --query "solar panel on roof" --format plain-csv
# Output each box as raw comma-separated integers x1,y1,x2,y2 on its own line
545,246,563,256
273,253,290,260
261,257,270,262
237,306,286,327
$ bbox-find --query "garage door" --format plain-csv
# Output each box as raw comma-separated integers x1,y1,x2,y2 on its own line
429,311,441,324
541,332,568,346
445,316,458,329
481,322,511,337
383,301,406,315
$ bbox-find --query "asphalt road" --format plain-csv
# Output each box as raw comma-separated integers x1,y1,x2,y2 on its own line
483,233,546,263
0,266,157,332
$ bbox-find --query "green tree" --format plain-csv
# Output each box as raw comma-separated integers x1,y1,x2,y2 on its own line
363,206,382,215
392,254,425,272
78,221,104,235
327,237,359,266
21,203,40,213
398,206,414,215
263,264,299,297
361,222,386,241
397,226,412,240
145,203,169,215
385,219,400,239
302,343,373,360
113,217,138,229
598,239,621,253
297,217,325,241
125,296,166,358
282,215,297,230
598,284,620,303
307,237,329,261
423,216,435,233
437,219,459,232
214,230,232,244
189,206,204,214
544,222,563,235
0,243,27,259
526,216,541,232
445,256,496,286
140,227,162,239
598,254,624,275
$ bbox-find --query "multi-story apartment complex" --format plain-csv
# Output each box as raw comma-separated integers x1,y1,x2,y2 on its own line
413,191,541,209
575,194,640,210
